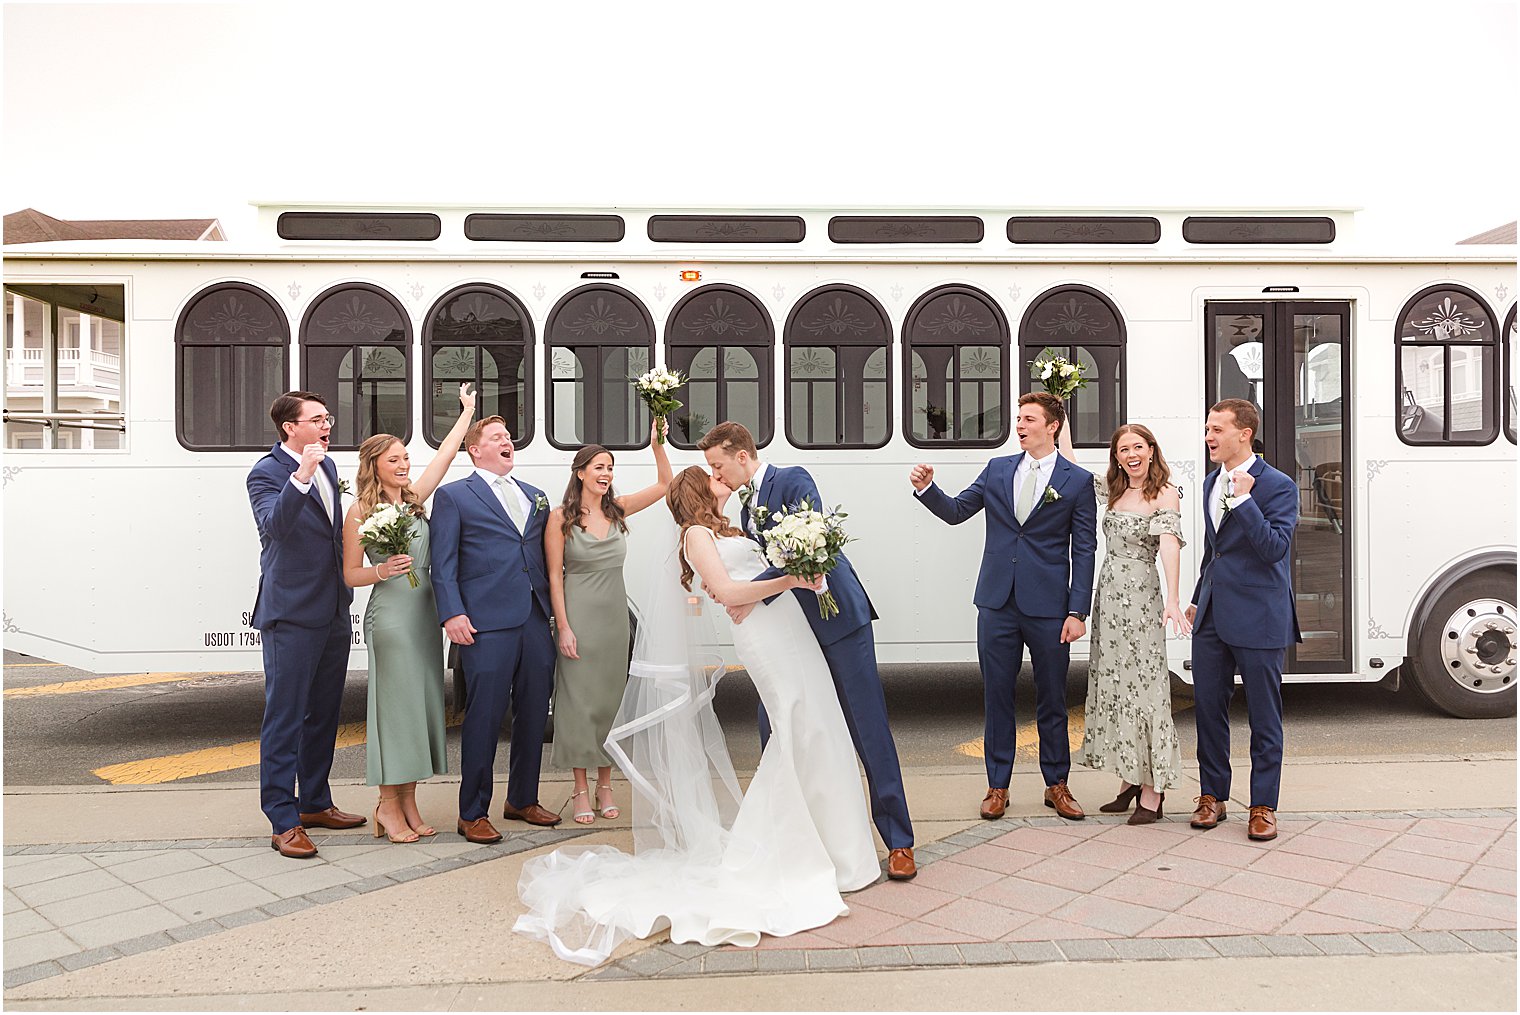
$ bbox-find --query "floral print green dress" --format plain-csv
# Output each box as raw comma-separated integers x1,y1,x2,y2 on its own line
1078,477,1185,790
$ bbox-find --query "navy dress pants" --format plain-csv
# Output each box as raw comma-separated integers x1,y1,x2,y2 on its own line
260,612,351,834
1190,609,1285,809
977,603,1070,789
757,624,914,849
457,605,556,821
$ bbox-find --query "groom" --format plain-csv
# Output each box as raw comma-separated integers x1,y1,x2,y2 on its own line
699,421,918,881
910,392,1097,822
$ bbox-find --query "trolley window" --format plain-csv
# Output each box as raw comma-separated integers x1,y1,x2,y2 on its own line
783,285,891,449
903,284,1009,447
1505,304,1517,445
299,283,412,449
546,284,655,450
423,285,533,449
1395,285,1499,446
175,283,288,451
663,284,773,448
1018,285,1126,448
6,283,127,451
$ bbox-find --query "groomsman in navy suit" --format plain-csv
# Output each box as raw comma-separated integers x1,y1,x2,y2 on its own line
430,416,560,843
700,422,919,881
247,392,365,859
1185,398,1301,842
911,392,1098,822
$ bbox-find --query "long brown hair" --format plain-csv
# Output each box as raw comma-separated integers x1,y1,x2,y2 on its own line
1105,423,1172,508
559,444,628,540
355,434,426,519
667,466,743,591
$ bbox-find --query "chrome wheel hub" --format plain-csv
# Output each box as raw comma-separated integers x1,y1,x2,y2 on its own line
1440,598,1516,693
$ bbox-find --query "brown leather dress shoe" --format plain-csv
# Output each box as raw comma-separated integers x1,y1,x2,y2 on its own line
457,816,503,844
979,787,1009,820
1248,805,1278,841
270,826,318,858
1043,781,1085,820
299,806,366,830
502,801,564,827
886,848,917,880
1190,794,1227,829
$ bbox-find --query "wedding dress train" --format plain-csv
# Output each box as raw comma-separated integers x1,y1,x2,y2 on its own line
513,529,879,965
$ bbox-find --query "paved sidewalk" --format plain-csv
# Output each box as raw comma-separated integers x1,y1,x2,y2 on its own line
3,759,1516,1010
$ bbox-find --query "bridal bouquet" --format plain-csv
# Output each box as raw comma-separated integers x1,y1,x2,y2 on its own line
358,502,420,588
633,366,686,445
762,500,852,620
1030,351,1088,401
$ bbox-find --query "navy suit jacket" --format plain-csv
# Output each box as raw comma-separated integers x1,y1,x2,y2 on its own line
741,465,876,647
247,444,352,630
1192,457,1303,650
429,472,552,632
915,452,1097,618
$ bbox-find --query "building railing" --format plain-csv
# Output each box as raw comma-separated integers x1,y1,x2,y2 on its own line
5,347,121,388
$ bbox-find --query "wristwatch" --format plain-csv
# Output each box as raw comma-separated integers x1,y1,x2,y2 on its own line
1067,611,1087,622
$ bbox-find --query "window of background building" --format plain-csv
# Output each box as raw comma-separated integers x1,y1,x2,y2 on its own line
1018,285,1126,447
175,283,288,450
784,285,890,449
424,284,532,448
664,284,773,448
300,283,411,449
1395,285,1499,446
546,284,655,449
903,284,1009,447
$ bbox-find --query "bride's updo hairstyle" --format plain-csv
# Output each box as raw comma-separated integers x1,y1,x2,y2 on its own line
667,466,743,591
355,434,426,519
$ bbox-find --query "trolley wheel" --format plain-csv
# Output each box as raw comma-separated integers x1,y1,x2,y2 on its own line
1408,569,1517,719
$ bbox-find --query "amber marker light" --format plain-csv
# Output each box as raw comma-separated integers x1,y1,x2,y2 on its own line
680,270,702,282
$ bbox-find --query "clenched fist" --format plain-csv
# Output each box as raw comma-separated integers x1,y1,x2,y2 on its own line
909,464,935,492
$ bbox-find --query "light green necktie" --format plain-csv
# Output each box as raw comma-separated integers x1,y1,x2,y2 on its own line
1015,459,1040,524
497,476,526,530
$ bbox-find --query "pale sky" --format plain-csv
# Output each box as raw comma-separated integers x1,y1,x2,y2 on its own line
3,0,1516,246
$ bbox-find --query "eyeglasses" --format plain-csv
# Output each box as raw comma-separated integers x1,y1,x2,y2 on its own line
297,414,336,427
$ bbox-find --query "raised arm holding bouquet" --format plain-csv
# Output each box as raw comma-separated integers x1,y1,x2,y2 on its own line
633,366,686,445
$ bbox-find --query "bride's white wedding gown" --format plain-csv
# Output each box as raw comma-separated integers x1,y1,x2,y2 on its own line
513,530,880,965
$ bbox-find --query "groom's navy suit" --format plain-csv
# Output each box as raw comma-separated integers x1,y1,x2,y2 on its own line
915,452,1097,789
1191,456,1301,809
430,471,555,820
743,464,914,850
247,444,353,834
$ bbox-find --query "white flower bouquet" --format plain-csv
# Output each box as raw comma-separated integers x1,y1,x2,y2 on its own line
762,499,853,620
1030,351,1088,401
358,502,420,588
632,366,687,445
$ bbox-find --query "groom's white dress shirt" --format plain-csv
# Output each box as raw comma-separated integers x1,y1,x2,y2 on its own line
281,443,336,519
744,462,772,536
1011,448,1059,510
1210,453,1258,529
476,467,533,528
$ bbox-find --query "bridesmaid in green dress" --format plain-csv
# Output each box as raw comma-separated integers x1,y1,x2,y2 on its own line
1061,421,1190,825
547,419,672,824
342,383,475,843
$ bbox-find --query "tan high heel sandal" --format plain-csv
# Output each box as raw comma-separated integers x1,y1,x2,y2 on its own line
596,782,620,820
399,784,436,837
568,788,595,825
373,791,420,844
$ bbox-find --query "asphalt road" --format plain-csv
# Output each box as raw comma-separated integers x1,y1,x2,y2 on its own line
2,649,1512,789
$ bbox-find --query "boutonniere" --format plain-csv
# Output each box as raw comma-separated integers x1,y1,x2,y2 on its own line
337,479,352,497
534,493,550,514
1041,485,1062,506
752,503,770,526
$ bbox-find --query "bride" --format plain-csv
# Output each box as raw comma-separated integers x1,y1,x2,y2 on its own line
513,466,880,966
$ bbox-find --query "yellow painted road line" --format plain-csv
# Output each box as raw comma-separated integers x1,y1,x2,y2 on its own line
92,714,466,786
4,671,232,698
953,701,1195,759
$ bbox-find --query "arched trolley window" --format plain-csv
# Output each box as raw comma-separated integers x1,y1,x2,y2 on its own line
902,284,1009,447
176,283,290,451
1018,285,1126,448
1394,285,1499,446
1504,303,1517,445
299,283,412,450
546,284,656,450
664,284,774,448
784,285,891,449
423,284,533,448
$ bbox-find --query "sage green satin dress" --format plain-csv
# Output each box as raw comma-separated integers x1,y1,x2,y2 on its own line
363,516,448,786
551,524,630,769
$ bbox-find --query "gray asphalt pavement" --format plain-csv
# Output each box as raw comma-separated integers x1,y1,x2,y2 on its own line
3,649,1512,788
